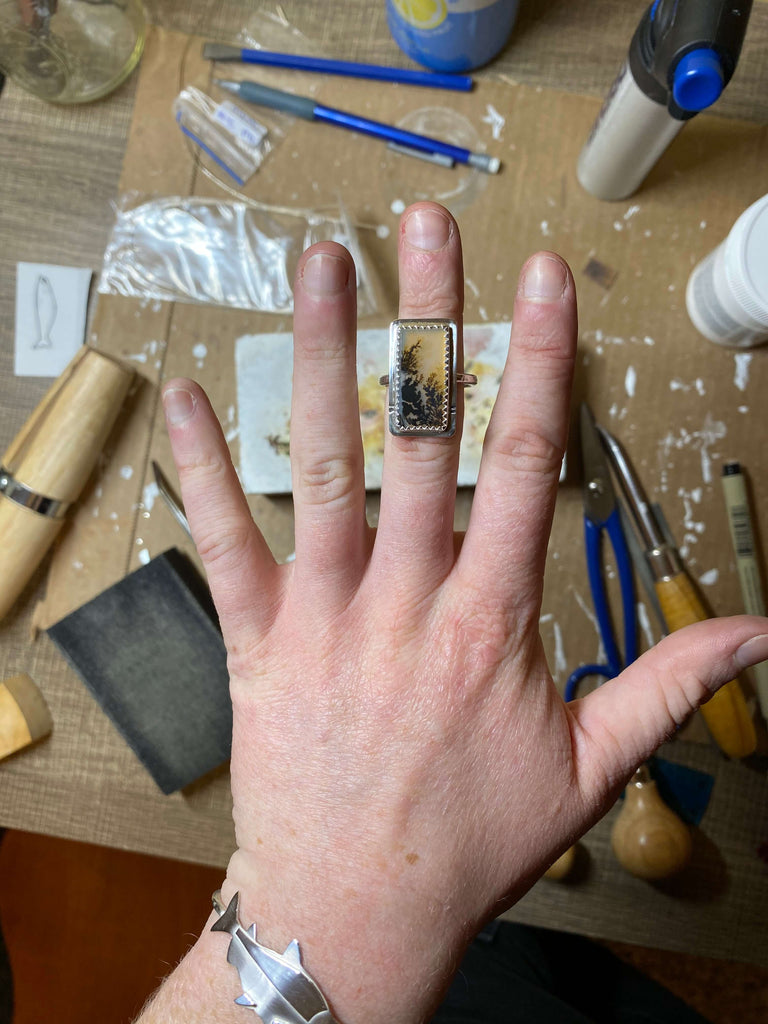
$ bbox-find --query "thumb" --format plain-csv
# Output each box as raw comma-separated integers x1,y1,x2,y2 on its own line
568,616,768,784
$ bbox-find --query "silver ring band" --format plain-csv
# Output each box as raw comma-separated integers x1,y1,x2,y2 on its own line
0,466,70,519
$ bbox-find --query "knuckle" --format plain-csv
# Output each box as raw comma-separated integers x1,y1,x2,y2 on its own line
486,422,564,479
442,590,511,680
176,447,227,485
195,518,254,569
295,452,361,508
399,283,461,322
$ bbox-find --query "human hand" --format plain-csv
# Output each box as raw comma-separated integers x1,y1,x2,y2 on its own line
158,201,768,1024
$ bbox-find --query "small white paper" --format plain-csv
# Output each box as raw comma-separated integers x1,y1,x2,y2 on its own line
15,263,92,377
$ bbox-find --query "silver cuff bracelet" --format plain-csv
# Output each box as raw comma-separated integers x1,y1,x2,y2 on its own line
211,890,340,1024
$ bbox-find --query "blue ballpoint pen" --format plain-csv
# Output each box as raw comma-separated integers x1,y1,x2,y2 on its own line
203,43,474,92
215,79,500,173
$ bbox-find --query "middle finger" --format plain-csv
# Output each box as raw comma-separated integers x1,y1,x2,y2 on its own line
375,203,465,595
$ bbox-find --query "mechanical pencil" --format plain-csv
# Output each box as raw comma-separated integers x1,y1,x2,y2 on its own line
215,79,500,173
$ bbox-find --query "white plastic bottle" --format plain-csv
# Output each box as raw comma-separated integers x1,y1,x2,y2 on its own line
686,194,768,348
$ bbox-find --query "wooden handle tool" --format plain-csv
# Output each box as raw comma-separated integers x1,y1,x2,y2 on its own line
655,571,756,759
597,425,756,759
611,765,692,879
0,346,134,621
0,673,52,760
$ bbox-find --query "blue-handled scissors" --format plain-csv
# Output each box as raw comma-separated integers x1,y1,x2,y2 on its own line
565,404,637,701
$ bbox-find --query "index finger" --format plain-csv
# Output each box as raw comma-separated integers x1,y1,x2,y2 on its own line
457,252,577,617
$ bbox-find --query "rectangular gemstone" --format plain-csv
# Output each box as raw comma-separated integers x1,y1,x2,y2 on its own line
389,320,456,436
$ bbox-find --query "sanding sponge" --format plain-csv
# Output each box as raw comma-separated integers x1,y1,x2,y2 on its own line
48,548,232,794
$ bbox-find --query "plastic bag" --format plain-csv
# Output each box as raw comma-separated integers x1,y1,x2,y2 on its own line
173,86,273,187
98,194,378,315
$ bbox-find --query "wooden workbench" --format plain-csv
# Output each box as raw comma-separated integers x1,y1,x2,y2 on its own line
1,0,767,965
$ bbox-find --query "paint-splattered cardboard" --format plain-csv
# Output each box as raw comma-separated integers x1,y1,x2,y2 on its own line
33,27,768,746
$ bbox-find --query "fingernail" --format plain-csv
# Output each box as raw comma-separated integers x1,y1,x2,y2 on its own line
301,252,350,296
734,633,768,671
163,386,196,426
520,254,568,301
403,207,451,251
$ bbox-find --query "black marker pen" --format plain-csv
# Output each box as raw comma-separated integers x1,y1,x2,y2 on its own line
578,0,753,201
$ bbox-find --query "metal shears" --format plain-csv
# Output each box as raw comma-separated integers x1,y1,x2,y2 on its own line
565,404,637,701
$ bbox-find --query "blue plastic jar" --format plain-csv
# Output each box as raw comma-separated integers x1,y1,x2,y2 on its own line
386,0,519,73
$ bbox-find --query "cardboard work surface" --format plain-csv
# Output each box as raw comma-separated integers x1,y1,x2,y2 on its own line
2,24,768,963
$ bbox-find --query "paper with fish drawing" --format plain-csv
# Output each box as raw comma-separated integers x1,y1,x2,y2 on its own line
236,323,510,494
14,263,92,377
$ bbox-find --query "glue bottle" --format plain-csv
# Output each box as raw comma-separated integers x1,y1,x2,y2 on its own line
577,0,753,201
385,0,519,73
686,193,768,348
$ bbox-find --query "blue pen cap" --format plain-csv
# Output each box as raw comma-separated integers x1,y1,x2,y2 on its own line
672,47,724,111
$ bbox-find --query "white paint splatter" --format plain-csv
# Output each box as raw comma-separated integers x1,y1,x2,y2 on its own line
142,481,159,512
465,277,480,298
482,104,505,140
625,365,637,397
734,352,752,392
624,204,641,220
613,221,624,231
120,465,134,480
669,377,706,395
390,198,406,215
658,413,726,486
72,560,84,571
138,548,151,566
678,486,705,539
376,224,390,239
699,568,719,586
193,343,208,367
643,335,655,346
540,220,551,237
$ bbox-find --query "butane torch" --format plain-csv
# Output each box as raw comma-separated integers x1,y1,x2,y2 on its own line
577,0,753,201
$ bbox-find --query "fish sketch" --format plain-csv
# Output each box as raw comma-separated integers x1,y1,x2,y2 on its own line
33,274,57,348
211,892,338,1024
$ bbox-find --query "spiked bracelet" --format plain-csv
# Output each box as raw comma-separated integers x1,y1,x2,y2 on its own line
211,891,341,1024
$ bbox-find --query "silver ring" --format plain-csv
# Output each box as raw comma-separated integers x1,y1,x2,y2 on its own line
382,319,475,438
0,465,70,519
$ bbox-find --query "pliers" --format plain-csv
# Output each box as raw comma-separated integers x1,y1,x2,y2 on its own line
565,404,637,701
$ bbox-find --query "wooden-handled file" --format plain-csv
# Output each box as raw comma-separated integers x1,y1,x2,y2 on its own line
0,346,134,622
655,571,756,759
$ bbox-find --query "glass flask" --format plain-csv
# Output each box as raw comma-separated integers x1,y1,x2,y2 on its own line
0,0,145,103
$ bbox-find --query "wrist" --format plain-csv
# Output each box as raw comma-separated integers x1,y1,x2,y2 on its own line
220,848,472,1024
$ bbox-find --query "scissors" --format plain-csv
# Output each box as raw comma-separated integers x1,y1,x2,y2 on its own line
565,404,637,701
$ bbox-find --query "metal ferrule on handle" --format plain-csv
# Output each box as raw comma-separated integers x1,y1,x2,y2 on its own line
0,467,70,519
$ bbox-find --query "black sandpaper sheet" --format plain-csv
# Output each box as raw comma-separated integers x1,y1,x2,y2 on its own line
48,548,232,794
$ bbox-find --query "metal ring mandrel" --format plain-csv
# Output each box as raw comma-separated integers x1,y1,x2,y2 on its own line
382,319,475,438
